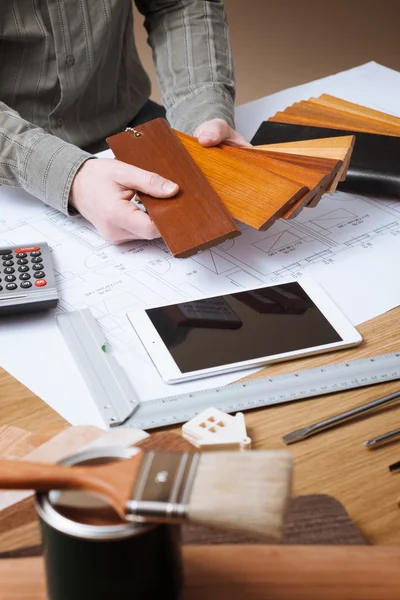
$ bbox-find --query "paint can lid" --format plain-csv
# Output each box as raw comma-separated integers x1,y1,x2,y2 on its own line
35,446,156,541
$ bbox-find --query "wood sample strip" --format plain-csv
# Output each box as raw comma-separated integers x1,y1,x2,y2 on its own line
290,101,400,136
257,150,344,210
260,151,343,214
4,545,400,600
269,105,400,136
175,131,308,230
253,119,400,197
313,94,400,131
107,119,240,258
218,142,315,219
232,145,341,218
255,135,355,190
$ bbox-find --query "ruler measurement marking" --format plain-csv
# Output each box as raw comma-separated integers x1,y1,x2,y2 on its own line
107,352,400,430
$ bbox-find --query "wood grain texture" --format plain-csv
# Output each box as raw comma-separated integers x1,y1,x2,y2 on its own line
314,94,400,130
255,135,355,192
175,131,308,230
290,101,400,136
306,99,400,137
3,545,400,600
269,95,400,137
1,309,400,547
234,145,342,218
219,143,316,219
106,119,240,258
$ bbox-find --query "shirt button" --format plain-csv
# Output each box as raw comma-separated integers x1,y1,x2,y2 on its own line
56,116,64,127
66,54,75,67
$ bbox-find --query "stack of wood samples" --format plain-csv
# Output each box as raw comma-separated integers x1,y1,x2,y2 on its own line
108,118,354,258
268,94,400,135
252,95,400,197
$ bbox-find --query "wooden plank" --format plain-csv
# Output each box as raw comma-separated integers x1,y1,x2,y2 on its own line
249,151,341,214
313,95,400,132
175,131,308,230
269,106,400,136
254,135,355,191
2,545,400,600
236,146,341,218
294,100,400,136
107,119,240,258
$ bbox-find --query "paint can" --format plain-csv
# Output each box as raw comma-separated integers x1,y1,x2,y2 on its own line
35,446,183,600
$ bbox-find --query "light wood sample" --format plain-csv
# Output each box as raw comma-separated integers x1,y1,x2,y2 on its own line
176,131,308,230
269,94,400,137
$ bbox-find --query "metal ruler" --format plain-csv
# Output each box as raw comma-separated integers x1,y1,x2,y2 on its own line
120,352,400,430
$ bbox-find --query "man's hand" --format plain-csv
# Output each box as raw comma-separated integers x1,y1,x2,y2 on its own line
70,158,179,244
194,118,250,148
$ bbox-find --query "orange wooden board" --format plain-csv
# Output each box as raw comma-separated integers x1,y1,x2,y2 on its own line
176,131,308,230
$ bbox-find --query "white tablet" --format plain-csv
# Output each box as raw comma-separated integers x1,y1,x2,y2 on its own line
127,278,362,384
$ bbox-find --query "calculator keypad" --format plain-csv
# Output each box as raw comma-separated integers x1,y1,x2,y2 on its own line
0,246,47,291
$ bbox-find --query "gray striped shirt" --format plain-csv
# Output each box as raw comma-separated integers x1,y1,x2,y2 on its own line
0,0,235,214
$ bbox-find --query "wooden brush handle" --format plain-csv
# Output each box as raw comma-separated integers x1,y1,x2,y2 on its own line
0,451,145,519
0,460,89,492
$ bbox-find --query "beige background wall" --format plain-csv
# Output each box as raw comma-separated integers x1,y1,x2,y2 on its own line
134,0,400,105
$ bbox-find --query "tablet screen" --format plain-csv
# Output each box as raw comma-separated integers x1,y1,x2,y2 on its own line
145,282,342,373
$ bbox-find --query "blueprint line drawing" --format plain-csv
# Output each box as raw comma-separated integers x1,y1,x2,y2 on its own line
1,186,400,371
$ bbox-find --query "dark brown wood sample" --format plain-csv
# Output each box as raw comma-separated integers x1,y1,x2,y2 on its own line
175,131,308,230
107,119,240,258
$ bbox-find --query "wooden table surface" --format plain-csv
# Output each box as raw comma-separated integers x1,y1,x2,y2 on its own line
1,307,400,545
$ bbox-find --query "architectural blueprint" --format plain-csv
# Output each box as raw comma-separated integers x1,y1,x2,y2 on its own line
1,61,400,426
1,182,400,426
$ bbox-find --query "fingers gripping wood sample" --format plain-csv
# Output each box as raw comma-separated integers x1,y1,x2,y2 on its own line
107,119,240,258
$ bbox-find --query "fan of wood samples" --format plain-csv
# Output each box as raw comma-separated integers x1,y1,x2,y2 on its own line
108,96,400,258
268,94,400,135
107,118,354,258
254,95,400,199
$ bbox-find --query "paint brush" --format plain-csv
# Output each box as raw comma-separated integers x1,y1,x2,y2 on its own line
0,448,293,540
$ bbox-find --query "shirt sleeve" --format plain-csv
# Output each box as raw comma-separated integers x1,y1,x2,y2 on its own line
135,0,236,135
0,101,92,214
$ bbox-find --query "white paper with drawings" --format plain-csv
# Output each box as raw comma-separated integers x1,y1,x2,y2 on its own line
1,61,400,428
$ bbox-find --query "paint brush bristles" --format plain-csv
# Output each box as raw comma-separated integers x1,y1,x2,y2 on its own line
187,451,293,539
0,449,293,539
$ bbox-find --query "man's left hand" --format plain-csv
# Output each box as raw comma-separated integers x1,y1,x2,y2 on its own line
194,118,250,148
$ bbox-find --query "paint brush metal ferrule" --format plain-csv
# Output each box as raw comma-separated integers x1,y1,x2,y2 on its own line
125,451,200,523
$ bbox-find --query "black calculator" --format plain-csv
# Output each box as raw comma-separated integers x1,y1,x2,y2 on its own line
0,243,59,315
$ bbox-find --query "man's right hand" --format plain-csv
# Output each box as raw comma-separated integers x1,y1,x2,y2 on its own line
69,158,179,244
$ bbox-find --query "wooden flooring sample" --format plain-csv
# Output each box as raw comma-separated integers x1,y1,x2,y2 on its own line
176,131,308,230
312,94,400,132
233,145,341,218
259,151,343,211
270,102,400,136
107,119,239,258
255,135,355,191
